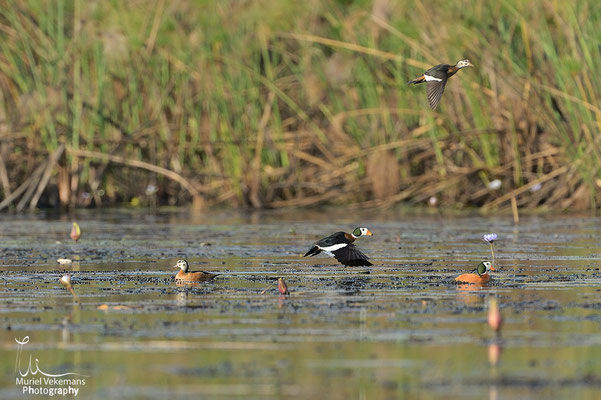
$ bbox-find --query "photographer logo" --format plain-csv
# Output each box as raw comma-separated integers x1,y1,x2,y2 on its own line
14,336,88,397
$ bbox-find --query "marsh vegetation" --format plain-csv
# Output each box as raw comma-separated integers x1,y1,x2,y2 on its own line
0,1,600,210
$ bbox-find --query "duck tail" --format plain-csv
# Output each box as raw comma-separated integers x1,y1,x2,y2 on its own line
303,246,320,257
407,75,425,85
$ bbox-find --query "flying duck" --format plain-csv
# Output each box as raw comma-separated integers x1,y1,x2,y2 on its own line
173,259,218,282
408,59,474,109
455,261,495,284
303,227,373,266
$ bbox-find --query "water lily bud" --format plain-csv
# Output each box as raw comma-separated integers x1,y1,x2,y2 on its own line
278,278,288,295
70,222,81,242
59,275,72,288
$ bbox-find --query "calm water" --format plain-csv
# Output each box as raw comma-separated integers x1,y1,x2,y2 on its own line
1,209,601,399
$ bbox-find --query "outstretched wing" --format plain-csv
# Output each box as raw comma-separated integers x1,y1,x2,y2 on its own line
303,245,321,257
424,68,448,109
314,232,348,248
332,244,372,266
426,81,447,109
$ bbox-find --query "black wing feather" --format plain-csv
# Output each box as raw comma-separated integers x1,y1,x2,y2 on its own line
304,232,348,257
332,244,372,266
426,79,447,109
314,232,349,247
424,65,449,109
303,245,321,257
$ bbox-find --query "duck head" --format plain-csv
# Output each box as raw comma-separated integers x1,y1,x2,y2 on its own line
476,261,495,275
456,59,474,68
173,259,189,273
352,227,373,238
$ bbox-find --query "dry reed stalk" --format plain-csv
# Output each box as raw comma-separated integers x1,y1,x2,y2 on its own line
16,160,48,212
268,190,341,208
511,195,519,224
0,161,47,211
278,32,429,68
68,148,203,197
483,166,569,209
29,144,65,210
248,91,275,208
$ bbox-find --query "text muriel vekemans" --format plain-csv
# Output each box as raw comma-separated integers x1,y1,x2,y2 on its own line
16,377,85,396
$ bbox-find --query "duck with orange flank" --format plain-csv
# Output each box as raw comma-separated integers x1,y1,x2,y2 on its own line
455,261,495,284
173,259,218,282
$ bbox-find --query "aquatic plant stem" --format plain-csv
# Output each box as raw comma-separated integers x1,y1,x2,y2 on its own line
489,243,496,261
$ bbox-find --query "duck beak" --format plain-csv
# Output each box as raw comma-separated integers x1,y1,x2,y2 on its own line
173,264,180,269
365,230,373,236
489,265,496,271
468,62,474,67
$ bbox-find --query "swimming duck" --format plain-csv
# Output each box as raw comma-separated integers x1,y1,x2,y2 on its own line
455,261,495,284
408,59,474,109
303,227,373,266
173,259,218,282
473,260,495,276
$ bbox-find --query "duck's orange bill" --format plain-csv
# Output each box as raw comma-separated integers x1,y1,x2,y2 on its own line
365,230,373,236
455,273,491,284
489,265,496,271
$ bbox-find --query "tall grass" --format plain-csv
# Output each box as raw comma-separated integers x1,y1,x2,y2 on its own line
0,0,599,210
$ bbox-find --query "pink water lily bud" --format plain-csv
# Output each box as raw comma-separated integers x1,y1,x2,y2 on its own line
70,222,81,242
278,278,289,295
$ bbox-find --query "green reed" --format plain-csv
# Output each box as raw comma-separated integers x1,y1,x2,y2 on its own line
0,0,599,209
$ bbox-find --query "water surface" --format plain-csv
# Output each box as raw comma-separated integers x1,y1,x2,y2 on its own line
1,209,601,399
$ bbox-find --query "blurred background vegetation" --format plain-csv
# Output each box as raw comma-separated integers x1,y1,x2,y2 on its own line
0,0,600,211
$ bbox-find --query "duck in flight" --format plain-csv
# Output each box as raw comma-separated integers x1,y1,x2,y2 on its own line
408,59,474,109
303,227,373,266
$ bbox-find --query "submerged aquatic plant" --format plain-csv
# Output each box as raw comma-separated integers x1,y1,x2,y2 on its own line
482,233,497,260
